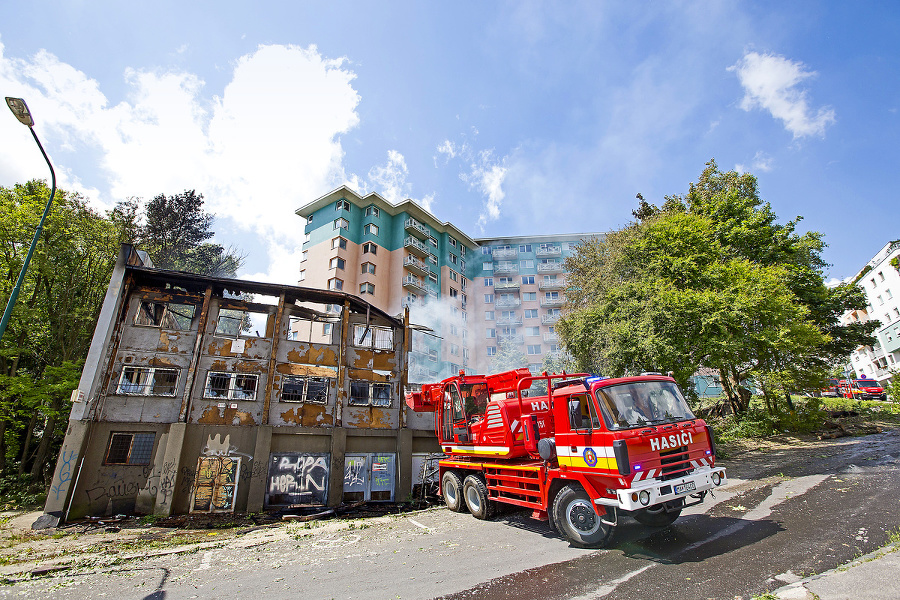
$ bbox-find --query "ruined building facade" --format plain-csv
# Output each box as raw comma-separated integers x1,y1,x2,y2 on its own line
44,245,436,520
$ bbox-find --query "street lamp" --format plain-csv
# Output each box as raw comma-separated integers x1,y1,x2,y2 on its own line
0,98,57,343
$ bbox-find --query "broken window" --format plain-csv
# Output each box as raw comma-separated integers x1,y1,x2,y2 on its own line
288,315,339,343
349,381,392,407
104,432,155,465
117,366,179,396
215,308,268,338
134,301,196,330
352,324,394,350
204,372,259,400
282,375,332,403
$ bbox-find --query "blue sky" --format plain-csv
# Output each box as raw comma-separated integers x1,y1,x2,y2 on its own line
1,1,897,285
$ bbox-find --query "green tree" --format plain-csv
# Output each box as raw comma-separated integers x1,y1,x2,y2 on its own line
491,337,528,373
128,189,244,277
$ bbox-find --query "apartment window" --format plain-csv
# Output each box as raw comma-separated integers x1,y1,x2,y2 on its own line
429,237,438,248
307,215,314,224
361,262,376,275
487,346,497,356
461,260,466,270
519,244,532,253
353,324,394,349
461,277,467,290
360,282,375,295
523,292,537,301
329,257,345,270
428,254,438,265
334,218,349,231
428,272,438,283
484,277,494,286
484,294,494,303
461,294,467,305
887,289,893,299
526,327,540,337
349,381,392,406
449,270,458,282
301,250,308,262
117,366,179,396
501,310,516,320
484,262,494,272
520,260,534,269
282,375,332,403
366,205,380,218
485,311,495,320
461,245,467,256
522,276,535,285
332,236,348,250
104,432,155,465
871,278,877,288
449,288,459,298
462,311,467,322
549,344,559,353
449,237,458,248
134,301,196,330
204,372,259,400
878,295,884,305
323,323,333,336
879,271,885,281
215,309,268,338
548,308,561,316
450,254,458,265
499,277,514,285
525,309,539,319
486,329,496,338
365,223,379,235
894,308,900,319
363,242,377,255
482,246,493,255
450,344,460,356
303,233,310,244
450,324,459,336
336,199,351,211
328,278,343,291
546,291,560,300
527,345,541,355
299,270,306,281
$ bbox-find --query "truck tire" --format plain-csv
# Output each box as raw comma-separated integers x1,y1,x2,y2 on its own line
442,471,467,513
463,474,496,520
552,484,613,548
634,504,682,527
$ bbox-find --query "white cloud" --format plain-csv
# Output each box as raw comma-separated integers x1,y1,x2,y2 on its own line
736,150,774,174
0,41,362,285
367,150,410,204
438,136,508,229
729,51,835,138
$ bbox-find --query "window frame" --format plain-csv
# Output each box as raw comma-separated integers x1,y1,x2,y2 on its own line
363,242,378,255
281,374,332,404
329,257,346,270
203,371,259,400
104,432,156,466
328,277,344,291
364,223,379,236
360,282,375,295
336,199,351,212
365,205,380,218
334,218,349,230
134,301,196,330
117,366,179,396
349,381,393,407
332,236,348,250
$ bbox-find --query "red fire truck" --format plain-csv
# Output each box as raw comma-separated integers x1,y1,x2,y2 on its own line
405,368,726,547
839,378,886,400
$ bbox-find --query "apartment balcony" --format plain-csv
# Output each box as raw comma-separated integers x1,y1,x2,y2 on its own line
536,246,562,258
425,285,438,298
492,247,518,260
540,297,565,307
543,332,559,343
537,261,564,273
498,334,524,345
494,280,521,291
539,278,566,291
404,236,430,258
542,313,561,324
494,297,521,308
496,316,523,326
402,275,426,294
404,217,431,240
494,261,519,274
403,255,431,277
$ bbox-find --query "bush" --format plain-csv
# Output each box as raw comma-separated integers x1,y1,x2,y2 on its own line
0,473,46,511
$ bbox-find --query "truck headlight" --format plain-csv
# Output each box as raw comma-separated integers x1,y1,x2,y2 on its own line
639,490,650,506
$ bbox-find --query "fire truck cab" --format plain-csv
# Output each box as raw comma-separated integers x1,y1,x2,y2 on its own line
407,369,726,548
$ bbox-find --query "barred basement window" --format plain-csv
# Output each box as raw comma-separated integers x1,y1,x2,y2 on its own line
349,381,392,406
134,301,196,330
203,372,259,400
353,324,394,349
104,432,155,465
281,375,331,403
117,366,179,396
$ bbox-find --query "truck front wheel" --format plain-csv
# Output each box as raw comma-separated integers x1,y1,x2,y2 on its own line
463,474,495,520
442,471,467,513
552,485,613,548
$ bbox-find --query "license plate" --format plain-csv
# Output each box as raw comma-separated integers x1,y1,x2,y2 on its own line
675,481,696,494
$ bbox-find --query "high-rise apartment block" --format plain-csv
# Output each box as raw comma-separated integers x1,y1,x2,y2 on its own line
296,187,603,382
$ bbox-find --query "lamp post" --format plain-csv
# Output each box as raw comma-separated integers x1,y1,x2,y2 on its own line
0,97,57,343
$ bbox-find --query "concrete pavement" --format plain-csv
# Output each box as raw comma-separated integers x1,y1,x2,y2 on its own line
772,541,900,600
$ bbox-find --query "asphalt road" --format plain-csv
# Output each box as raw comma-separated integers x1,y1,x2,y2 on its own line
3,429,899,600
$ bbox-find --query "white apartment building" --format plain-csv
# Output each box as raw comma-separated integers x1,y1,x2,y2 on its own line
843,241,900,383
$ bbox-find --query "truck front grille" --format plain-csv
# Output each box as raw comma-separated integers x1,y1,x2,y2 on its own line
658,445,692,480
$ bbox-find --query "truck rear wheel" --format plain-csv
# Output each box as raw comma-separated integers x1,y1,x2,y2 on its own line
552,484,613,548
442,471,467,513
634,503,682,527
462,474,495,520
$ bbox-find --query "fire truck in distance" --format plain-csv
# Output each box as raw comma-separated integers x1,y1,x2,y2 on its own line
405,368,726,548
839,378,887,400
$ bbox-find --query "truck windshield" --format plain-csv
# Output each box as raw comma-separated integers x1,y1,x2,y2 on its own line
593,381,695,429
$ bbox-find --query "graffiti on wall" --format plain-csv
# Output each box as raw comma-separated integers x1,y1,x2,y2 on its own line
266,453,329,506
342,454,395,502
191,456,241,512
50,450,77,501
